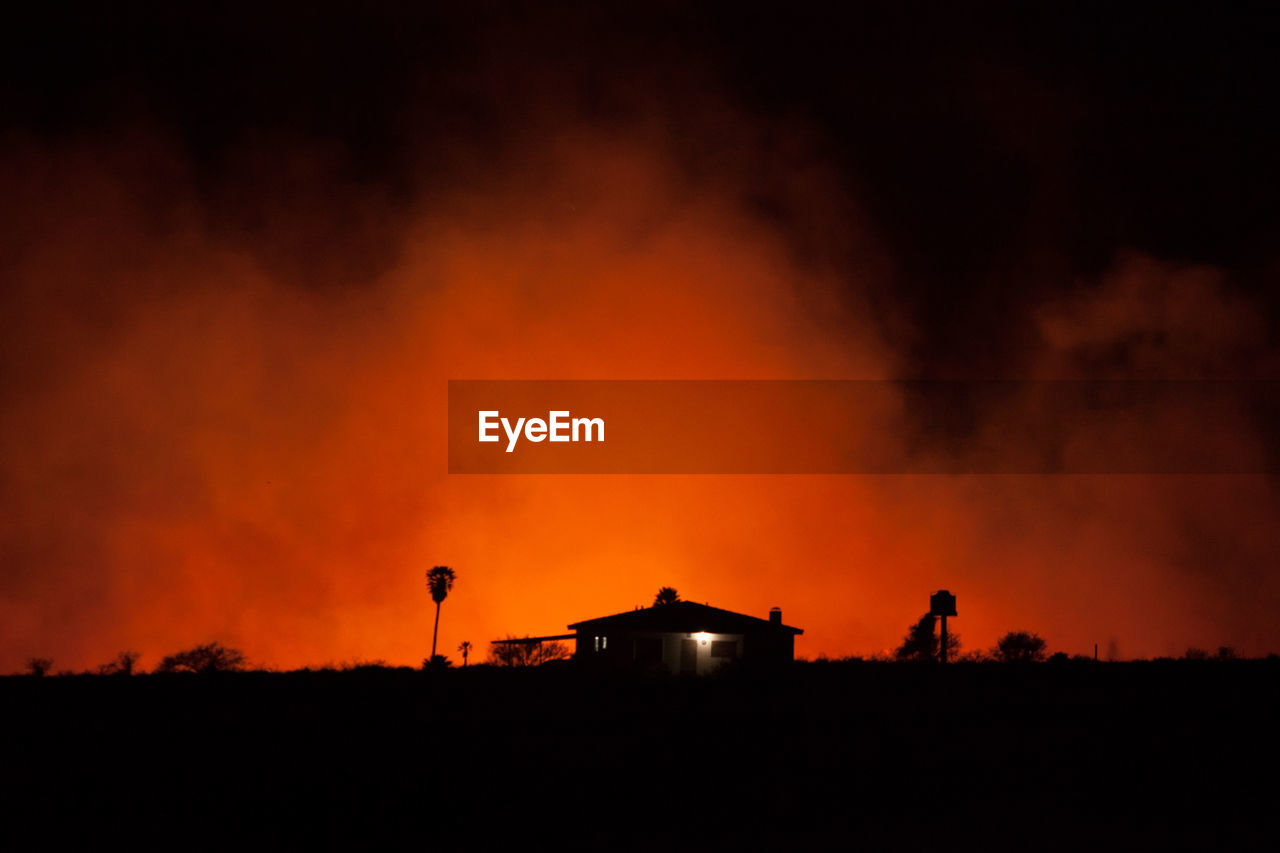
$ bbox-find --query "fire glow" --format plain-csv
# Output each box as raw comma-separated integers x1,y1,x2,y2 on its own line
1,115,1277,672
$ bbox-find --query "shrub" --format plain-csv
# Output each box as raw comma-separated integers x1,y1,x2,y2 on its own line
155,642,247,674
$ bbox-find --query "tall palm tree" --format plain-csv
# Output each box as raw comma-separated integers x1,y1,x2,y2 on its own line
426,565,457,659
654,586,680,606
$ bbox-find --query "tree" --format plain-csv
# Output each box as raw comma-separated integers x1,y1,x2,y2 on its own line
895,614,934,662
894,613,960,663
422,654,452,670
426,565,457,660
994,631,1048,663
653,586,680,606
26,657,53,677
155,642,247,673
97,650,141,676
488,636,571,667
457,640,472,667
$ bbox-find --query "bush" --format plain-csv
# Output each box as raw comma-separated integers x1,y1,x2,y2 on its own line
25,657,53,677
488,637,571,667
994,632,1048,663
155,642,247,674
97,651,141,676
894,613,960,662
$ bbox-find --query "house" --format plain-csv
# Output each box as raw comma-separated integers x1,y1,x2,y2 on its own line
567,601,803,674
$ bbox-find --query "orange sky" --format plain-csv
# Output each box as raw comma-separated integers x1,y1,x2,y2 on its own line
1,122,1277,673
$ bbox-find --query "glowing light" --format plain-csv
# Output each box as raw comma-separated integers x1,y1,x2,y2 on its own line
695,632,710,645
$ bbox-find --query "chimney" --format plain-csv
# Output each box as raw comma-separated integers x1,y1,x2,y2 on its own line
769,607,782,625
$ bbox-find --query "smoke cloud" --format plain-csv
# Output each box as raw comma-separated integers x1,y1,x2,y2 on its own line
2,11,1278,670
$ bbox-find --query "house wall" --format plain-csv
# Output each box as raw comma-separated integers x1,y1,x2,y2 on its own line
678,631,743,675
577,630,744,674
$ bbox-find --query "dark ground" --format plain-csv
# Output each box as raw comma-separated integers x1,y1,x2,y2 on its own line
4,659,1277,850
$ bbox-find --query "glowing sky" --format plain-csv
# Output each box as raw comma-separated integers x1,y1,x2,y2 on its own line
2,4,1278,670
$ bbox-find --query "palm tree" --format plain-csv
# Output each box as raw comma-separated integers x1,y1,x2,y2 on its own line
457,640,472,667
426,565,457,659
653,586,680,606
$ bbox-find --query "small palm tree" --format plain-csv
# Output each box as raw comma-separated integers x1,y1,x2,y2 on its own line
653,586,680,606
426,565,457,659
458,640,472,667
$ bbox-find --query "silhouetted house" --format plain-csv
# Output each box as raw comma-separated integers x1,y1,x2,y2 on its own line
568,602,803,674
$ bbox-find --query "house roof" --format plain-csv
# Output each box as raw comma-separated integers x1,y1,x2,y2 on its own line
567,601,803,635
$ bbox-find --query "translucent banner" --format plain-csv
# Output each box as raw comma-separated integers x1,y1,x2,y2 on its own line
447,380,1279,474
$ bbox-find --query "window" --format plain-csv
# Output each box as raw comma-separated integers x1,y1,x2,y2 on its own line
593,635,608,652
710,640,738,659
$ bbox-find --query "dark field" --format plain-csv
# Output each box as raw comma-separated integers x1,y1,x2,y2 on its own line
4,660,1278,850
